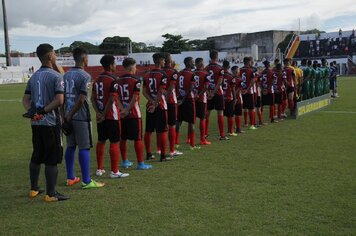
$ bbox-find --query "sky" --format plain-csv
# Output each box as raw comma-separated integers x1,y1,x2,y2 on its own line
0,0,356,53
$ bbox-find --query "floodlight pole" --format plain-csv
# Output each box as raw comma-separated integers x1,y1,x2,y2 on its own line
2,0,11,66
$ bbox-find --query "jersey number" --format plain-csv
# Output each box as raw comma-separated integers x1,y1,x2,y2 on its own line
95,82,104,100
149,78,157,93
119,84,129,101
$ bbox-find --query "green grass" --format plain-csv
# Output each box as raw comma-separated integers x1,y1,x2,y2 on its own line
0,78,355,235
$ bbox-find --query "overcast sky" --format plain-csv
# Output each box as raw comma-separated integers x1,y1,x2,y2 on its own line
1,0,356,53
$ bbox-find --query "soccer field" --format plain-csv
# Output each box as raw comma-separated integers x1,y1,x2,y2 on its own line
0,77,355,235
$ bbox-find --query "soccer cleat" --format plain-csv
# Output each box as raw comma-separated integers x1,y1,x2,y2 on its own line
44,192,70,202
66,177,81,186
236,129,245,134
110,171,129,178
156,150,161,155
248,126,257,130
190,146,201,150
169,150,183,157
200,140,211,145
82,179,105,189
95,169,106,177
29,188,44,198
282,113,288,118
271,119,279,123
146,153,155,160
160,155,173,162
121,160,133,169
136,162,153,170
219,136,230,141
228,132,238,137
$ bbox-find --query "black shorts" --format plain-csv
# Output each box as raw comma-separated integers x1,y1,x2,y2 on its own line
145,107,168,133
195,101,207,119
274,93,282,104
178,99,196,124
282,91,287,100
121,118,142,141
234,103,243,116
262,93,275,106
223,100,234,117
330,78,336,90
242,94,255,110
167,103,177,126
31,125,63,165
287,87,295,94
255,96,262,108
207,94,224,111
97,119,120,143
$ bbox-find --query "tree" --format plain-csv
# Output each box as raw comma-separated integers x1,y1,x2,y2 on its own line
69,41,99,54
161,33,191,54
132,42,147,53
99,36,131,55
301,29,326,35
188,39,214,51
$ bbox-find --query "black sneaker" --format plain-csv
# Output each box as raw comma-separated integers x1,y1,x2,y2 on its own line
44,192,70,202
159,157,173,162
219,136,230,141
146,153,155,160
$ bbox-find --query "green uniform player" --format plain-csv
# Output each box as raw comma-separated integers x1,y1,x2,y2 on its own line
309,62,316,98
300,59,310,100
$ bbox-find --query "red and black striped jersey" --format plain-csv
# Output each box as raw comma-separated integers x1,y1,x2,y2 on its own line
261,68,274,94
205,63,224,95
272,69,286,93
239,66,255,95
92,72,119,120
222,71,236,101
117,74,142,119
143,69,168,110
284,66,295,88
177,68,195,100
162,66,178,104
193,69,210,103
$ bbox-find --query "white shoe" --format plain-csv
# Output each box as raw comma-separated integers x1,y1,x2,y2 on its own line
110,171,129,178
95,169,106,177
170,150,183,157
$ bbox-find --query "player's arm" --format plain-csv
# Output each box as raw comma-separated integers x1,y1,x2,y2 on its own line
22,94,32,111
142,84,155,104
212,71,223,95
90,82,104,122
165,72,177,97
44,93,64,113
246,72,255,91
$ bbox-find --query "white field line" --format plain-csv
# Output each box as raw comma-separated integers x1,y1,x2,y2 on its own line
321,111,356,114
0,99,21,102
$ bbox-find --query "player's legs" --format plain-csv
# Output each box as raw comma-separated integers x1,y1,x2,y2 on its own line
95,121,106,175
144,110,155,160
155,108,169,161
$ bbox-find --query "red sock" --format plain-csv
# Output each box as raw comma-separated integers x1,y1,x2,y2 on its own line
248,110,254,126
157,132,167,155
134,140,144,163
156,132,160,152
228,117,234,133
189,130,195,147
218,114,225,137
205,116,210,136
199,119,206,142
120,140,127,161
269,105,274,120
278,104,282,117
168,127,176,153
109,143,119,173
144,132,152,154
282,100,287,114
235,116,241,131
96,142,105,170
175,131,180,145
258,111,263,125
244,111,248,125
